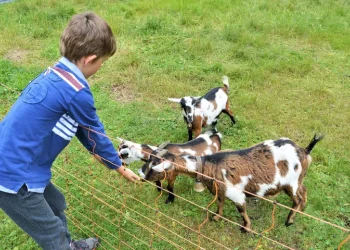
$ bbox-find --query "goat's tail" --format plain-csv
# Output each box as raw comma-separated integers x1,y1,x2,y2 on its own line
222,75,230,93
305,133,324,154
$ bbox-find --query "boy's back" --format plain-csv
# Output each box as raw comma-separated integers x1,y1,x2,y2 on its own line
0,61,94,192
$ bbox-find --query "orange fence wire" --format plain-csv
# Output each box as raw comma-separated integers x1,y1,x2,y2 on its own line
57,154,296,250
197,180,218,250
53,165,190,249
1,84,349,250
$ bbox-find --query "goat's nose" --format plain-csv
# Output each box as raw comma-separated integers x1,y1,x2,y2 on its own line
120,153,129,159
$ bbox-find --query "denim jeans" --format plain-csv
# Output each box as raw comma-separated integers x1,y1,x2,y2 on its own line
0,183,71,250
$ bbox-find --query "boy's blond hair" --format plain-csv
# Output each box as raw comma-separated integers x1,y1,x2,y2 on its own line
60,12,116,63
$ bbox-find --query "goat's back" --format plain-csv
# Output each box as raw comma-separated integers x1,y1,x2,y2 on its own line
201,138,312,196
165,133,221,156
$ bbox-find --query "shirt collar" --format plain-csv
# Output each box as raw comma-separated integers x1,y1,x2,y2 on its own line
58,57,88,83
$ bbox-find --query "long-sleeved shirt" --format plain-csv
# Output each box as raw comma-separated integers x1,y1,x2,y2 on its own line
0,57,122,193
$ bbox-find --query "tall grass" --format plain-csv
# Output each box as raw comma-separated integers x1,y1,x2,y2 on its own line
0,0,349,249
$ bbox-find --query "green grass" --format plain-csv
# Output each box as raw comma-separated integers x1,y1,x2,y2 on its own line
0,0,349,249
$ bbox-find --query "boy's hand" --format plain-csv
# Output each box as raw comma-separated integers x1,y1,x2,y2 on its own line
116,167,141,182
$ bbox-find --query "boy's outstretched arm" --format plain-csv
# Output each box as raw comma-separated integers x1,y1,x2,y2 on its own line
116,166,140,182
93,154,140,182
69,90,139,182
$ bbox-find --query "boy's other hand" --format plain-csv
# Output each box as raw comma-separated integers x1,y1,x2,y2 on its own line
116,167,141,183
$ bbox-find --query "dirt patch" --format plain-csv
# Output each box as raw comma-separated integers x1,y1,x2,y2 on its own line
4,49,29,63
110,84,137,104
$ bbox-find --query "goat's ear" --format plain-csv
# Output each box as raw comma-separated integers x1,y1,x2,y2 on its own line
152,161,172,172
116,137,125,143
168,98,181,103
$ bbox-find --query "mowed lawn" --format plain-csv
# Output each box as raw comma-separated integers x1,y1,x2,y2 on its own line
0,0,349,249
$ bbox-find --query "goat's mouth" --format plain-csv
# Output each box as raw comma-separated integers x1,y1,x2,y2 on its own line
138,168,146,179
186,117,193,124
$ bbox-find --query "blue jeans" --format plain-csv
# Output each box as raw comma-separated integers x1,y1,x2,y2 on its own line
0,183,71,250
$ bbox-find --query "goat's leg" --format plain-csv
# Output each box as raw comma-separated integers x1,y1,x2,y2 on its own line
155,180,162,192
285,188,303,226
191,117,203,139
223,102,236,125
298,184,308,210
187,124,193,141
165,178,176,204
212,195,225,221
192,127,202,139
235,203,251,232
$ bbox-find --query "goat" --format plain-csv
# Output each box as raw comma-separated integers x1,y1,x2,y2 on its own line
146,134,323,231
117,138,157,165
168,76,236,141
137,129,222,203
117,129,221,167
118,129,222,202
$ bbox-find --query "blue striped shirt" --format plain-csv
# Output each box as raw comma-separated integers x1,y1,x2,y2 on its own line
0,58,122,193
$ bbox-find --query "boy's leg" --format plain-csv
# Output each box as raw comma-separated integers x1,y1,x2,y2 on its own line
0,185,71,250
44,182,71,243
44,182,100,250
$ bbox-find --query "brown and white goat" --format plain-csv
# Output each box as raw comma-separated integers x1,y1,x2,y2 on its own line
168,76,236,141
146,134,323,231
118,129,222,202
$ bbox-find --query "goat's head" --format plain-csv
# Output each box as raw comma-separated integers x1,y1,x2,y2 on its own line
117,137,143,165
143,149,176,181
168,96,200,124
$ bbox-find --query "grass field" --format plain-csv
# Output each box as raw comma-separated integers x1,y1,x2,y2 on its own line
0,0,349,249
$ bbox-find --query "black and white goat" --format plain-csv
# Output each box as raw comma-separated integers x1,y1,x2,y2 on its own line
145,134,323,231
117,129,221,167
168,76,236,141
117,129,222,201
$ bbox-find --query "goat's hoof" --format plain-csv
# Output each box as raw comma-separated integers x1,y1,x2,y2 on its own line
165,199,174,204
240,226,250,233
210,215,220,222
285,221,293,227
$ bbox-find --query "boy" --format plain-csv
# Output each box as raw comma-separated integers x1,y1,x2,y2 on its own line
0,12,140,249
